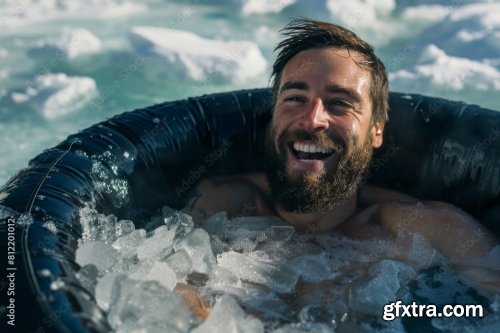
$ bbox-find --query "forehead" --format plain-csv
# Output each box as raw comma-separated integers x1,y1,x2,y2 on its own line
280,47,371,92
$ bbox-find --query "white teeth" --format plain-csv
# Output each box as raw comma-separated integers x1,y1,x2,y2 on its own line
293,142,334,154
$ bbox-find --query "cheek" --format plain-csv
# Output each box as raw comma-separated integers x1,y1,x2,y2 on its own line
268,120,282,148
349,122,361,139
328,117,359,146
271,113,288,137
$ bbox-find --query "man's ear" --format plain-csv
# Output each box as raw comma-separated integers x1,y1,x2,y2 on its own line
370,121,384,148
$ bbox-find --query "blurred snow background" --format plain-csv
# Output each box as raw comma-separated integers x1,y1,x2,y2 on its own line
1,0,499,184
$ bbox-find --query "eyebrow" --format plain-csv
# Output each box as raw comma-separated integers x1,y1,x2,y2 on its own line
279,81,309,94
280,81,363,104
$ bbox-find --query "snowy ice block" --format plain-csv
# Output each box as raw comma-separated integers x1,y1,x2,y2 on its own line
238,0,296,16
1,1,147,26
325,0,396,28
137,225,175,261
128,27,267,83
192,294,264,333
390,44,500,92
174,228,216,274
408,2,500,60
28,28,101,60
349,259,416,316
323,0,398,45
76,240,118,273
217,251,298,293
12,73,97,120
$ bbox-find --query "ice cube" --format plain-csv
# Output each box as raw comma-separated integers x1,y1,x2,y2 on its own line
76,240,118,273
208,234,230,256
143,215,166,233
108,277,191,332
349,259,416,316
264,225,295,242
192,294,264,333
206,266,241,292
130,261,177,291
163,249,192,279
79,207,118,244
203,211,230,238
205,214,288,243
76,264,99,296
229,238,258,252
95,272,123,311
115,219,135,238
137,225,175,261
288,253,334,283
174,228,216,274
163,206,195,239
217,251,298,293
112,229,146,258
298,305,339,328
257,235,322,262
241,291,293,323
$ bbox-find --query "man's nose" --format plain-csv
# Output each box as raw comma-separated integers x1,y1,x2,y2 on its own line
299,98,329,132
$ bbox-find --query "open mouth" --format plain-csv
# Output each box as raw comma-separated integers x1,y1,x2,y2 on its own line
290,142,335,161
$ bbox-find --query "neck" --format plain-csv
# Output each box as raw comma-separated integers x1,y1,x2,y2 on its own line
274,193,358,234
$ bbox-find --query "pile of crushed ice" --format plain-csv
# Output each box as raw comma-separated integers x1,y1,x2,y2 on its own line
74,206,500,333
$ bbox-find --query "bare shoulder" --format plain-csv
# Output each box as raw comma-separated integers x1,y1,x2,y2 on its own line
377,199,496,259
357,184,417,207
344,185,497,258
345,188,500,294
181,173,273,224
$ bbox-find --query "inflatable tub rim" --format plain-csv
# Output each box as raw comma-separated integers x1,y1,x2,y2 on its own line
1,88,499,333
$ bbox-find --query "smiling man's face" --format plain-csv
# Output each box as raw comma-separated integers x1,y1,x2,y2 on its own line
265,47,384,213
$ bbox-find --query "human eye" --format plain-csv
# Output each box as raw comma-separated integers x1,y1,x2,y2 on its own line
326,99,354,113
283,95,307,104
327,99,351,107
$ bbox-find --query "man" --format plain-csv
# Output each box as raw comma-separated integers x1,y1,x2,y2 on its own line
183,19,497,272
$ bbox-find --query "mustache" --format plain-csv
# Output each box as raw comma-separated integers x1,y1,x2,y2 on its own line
278,129,346,154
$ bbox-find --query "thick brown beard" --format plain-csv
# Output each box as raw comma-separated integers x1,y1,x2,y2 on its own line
264,125,373,213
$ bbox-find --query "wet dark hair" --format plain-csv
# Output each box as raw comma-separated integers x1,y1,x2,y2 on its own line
271,18,389,125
